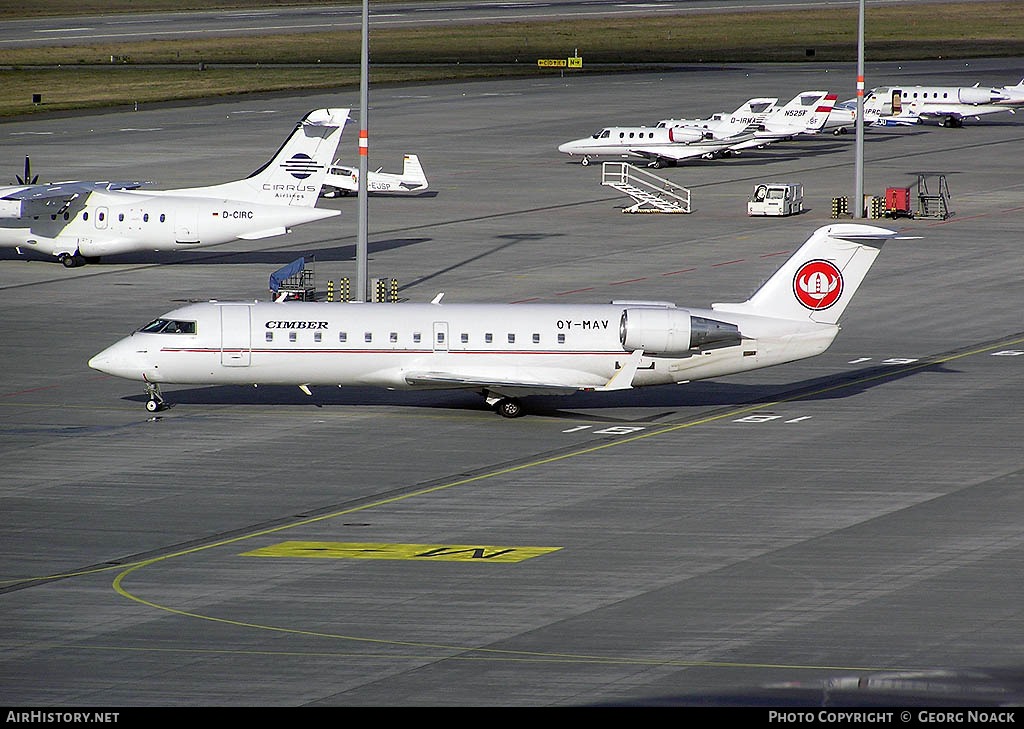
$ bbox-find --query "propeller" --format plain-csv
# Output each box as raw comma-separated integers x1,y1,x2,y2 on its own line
16,156,38,185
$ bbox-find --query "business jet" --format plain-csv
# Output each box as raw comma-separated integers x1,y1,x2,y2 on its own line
868,84,1011,127
724,91,836,151
89,223,903,418
321,154,428,197
0,108,348,267
557,97,780,167
655,97,778,135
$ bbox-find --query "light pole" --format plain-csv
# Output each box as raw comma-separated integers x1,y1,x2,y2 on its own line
356,0,369,300
854,0,865,218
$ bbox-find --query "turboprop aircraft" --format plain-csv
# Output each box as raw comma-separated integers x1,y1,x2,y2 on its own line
321,154,428,197
0,108,348,267
89,223,903,418
724,91,836,152
867,84,1011,127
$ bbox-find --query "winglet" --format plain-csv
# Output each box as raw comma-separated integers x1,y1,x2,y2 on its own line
596,349,644,391
431,293,445,305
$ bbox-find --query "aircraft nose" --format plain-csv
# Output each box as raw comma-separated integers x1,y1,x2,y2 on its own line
87,350,111,373
88,337,143,379
557,141,575,154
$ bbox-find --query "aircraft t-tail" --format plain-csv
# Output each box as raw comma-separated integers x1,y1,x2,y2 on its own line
89,224,904,417
0,108,348,266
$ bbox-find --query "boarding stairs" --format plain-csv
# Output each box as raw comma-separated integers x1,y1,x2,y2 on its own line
601,162,691,214
915,173,951,220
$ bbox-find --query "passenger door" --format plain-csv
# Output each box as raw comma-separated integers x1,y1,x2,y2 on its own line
220,305,251,366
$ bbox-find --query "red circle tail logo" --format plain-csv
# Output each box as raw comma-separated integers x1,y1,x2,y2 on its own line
793,260,843,310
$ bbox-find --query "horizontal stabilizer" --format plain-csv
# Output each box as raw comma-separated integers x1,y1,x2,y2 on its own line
238,227,289,240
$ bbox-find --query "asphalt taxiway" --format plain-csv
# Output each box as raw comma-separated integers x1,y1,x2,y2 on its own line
1,57,1023,706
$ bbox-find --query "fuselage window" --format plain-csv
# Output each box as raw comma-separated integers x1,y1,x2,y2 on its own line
436,331,445,344
618,132,624,139
390,332,398,343
413,332,421,343
63,212,69,221
160,213,166,222
508,333,515,344
118,213,124,222
557,333,566,344
485,333,493,343
461,333,469,344
82,212,88,221
143,213,149,222
314,332,322,343
98,212,105,221
532,333,540,344
339,331,347,342
289,332,297,343
364,332,372,343
266,332,273,342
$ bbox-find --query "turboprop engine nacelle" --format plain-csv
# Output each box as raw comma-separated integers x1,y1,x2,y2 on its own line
619,307,741,355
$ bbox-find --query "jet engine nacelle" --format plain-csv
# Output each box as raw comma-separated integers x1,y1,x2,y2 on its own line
668,127,707,143
958,87,1002,105
619,307,741,355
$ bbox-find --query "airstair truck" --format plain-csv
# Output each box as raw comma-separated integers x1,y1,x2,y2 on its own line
747,183,804,216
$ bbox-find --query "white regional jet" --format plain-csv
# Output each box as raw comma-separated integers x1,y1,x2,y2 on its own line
321,154,428,197
89,223,902,417
0,109,348,267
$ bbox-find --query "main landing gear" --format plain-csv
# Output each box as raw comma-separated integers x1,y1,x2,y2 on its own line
58,253,101,268
144,382,168,412
484,391,524,418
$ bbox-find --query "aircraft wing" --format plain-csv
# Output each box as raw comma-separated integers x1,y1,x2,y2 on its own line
0,180,150,217
1,180,149,201
404,350,646,397
404,372,580,398
629,144,729,162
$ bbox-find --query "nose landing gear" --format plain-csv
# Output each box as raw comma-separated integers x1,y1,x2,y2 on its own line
144,382,168,412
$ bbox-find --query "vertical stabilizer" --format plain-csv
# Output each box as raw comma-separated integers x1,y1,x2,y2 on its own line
401,154,428,188
173,108,350,206
712,224,899,325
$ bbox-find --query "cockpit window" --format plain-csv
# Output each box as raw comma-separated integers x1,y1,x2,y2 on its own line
139,319,196,334
592,129,610,139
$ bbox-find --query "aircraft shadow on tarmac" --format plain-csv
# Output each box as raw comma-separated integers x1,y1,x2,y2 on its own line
120,360,956,420
0,237,429,266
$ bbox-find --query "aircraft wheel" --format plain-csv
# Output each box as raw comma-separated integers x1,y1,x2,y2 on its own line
146,399,162,412
580,157,590,167
60,254,79,268
495,398,523,419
